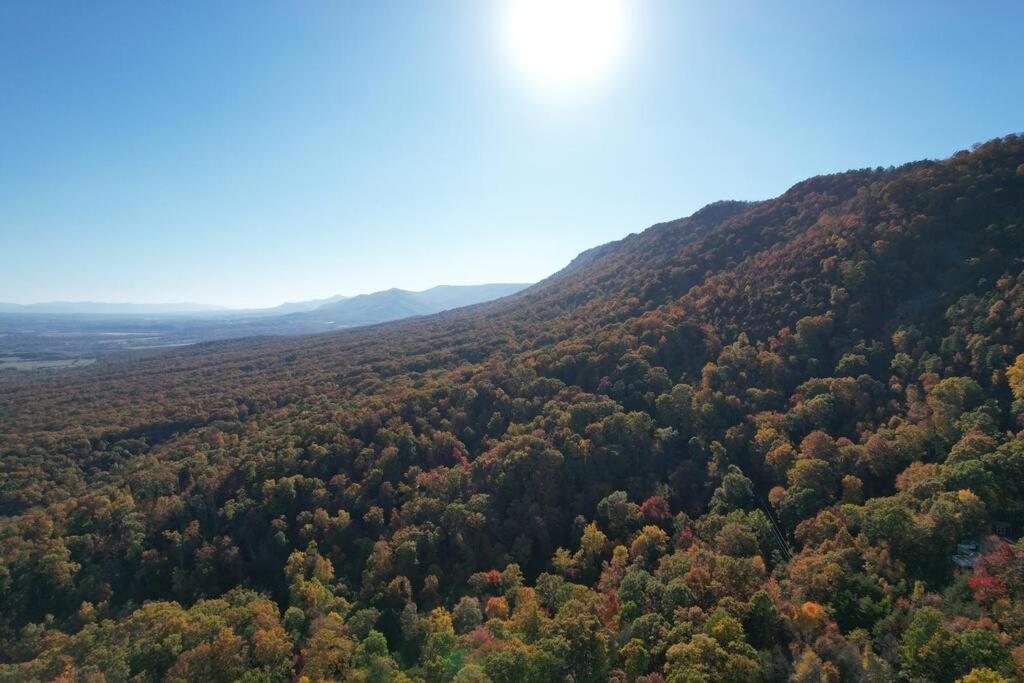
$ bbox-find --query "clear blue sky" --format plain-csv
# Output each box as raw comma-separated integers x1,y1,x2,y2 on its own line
2,1,1022,308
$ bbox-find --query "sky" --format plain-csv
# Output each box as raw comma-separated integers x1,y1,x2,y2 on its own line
1,1,1023,308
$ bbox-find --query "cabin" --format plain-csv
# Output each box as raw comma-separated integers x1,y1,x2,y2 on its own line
953,541,980,569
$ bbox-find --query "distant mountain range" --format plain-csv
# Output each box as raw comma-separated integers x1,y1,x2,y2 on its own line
0,283,532,359
233,295,350,318
0,301,226,315
0,284,528,323
293,284,529,327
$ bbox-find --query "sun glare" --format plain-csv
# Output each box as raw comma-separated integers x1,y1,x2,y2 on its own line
499,0,629,95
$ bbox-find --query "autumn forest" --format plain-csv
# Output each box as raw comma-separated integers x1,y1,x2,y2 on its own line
2,135,1024,681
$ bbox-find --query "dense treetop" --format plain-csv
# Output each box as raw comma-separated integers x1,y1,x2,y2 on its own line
1,134,1023,681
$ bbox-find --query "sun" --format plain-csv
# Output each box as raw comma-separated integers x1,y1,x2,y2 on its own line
499,0,629,95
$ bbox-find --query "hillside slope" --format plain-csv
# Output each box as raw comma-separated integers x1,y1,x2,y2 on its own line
1,135,1023,681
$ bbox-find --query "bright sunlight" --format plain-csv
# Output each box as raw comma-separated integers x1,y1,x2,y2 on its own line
499,0,629,95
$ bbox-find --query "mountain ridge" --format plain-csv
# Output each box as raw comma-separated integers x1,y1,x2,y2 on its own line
0,283,529,319
0,283,532,360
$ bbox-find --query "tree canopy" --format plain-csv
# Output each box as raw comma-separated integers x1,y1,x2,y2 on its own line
1,134,1024,681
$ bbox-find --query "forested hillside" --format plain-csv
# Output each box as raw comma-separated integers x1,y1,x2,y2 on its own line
1,134,1023,682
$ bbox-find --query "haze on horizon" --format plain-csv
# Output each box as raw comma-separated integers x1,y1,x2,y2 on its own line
2,1,1022,309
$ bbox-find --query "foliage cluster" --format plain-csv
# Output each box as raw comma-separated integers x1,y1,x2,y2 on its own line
1,135,1023,681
